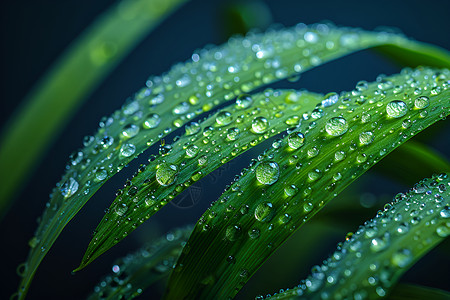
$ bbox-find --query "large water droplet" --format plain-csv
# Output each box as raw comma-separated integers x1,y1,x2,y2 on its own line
288,132,305,149
325,117,348,136
185,122,201,136
156,163,178,186
254,202,275,222
386,100,407,118
227,127,240,140
252,117,269,134
255,162,279,185
173,102,190,115
321,92,339,107
186,145,199,158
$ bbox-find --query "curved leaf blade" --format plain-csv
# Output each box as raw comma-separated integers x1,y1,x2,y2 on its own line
17,23,450,298
264,173,450,299
0,0,188,218
88,226,192,300
77,90,322,270
164,67,450,299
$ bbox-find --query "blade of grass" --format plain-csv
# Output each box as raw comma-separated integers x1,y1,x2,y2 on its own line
0,0,188,218
164,67,450,299
388,283,450,300
77,90,322,270
87,226,192,300
16,24,450,299
263,173,450,299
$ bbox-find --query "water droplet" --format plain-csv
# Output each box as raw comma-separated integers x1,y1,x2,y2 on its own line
95,168,107,181
255,162,280,185
216,111,233,126
226,225,241,241
186,145,199,158
370,234,389,252
143,113,161,129
284,184,298,197
440,206,449,218
120,143,136,157
227,127,240,140
173,102,190,115
156,163,178,186
255,202,275,222
391,248,412,268
185,122,201,136
359,131,374,145
321,92,339,107
414,96,430,109
99,136,114,149
61,178,79,198
386,100,407,118
288,132,305,149
248,228,260,239
325,117,348,136
115,203,128,216
236,94,253,109
121,124,139,139
252,117,269,134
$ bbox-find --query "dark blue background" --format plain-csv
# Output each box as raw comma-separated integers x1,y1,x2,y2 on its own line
1,0,449,299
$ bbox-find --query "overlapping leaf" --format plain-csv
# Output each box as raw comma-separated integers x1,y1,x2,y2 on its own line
88,226,192,300
164,67,450,299
264,173,450,299
17,22,450,298
78,90,323,269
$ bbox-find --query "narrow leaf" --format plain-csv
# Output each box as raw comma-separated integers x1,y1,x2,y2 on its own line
164,67,450,299
263,173,450,299
17,23,450,299
88,226,192,300
0,0,187,218
388,283,450,300
78,90,322,270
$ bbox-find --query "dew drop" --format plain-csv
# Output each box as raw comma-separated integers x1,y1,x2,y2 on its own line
391,248,412,268
236,94,253,109
61,178,79,198
227,127,240,140
95,168,107,181
359,131,374,145
121,124,139,138
185,122,201,136
321,92,339,107
216,111,233,126
386,100,407,118
142,113,161,129
252,117,269,134
173,102,190,115
325,117,348,136
414,96,430,109
120,143,136,157
186,145,199,158
226,225,241,241
156,163,178,186
255,202,275,222
255,162,280,185
288,132,305,149
284,184,298,197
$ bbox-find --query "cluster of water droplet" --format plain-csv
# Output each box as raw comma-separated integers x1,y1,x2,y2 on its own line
263,173,449,299
83,89,323,265
169,67,449,299
89,226,191,300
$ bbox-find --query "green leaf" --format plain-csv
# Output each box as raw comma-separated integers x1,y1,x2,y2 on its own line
164,67,450,299
0,0,188,219
87,226,192,300
77,89,322,270
16,23,450,299
262,173,450,299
